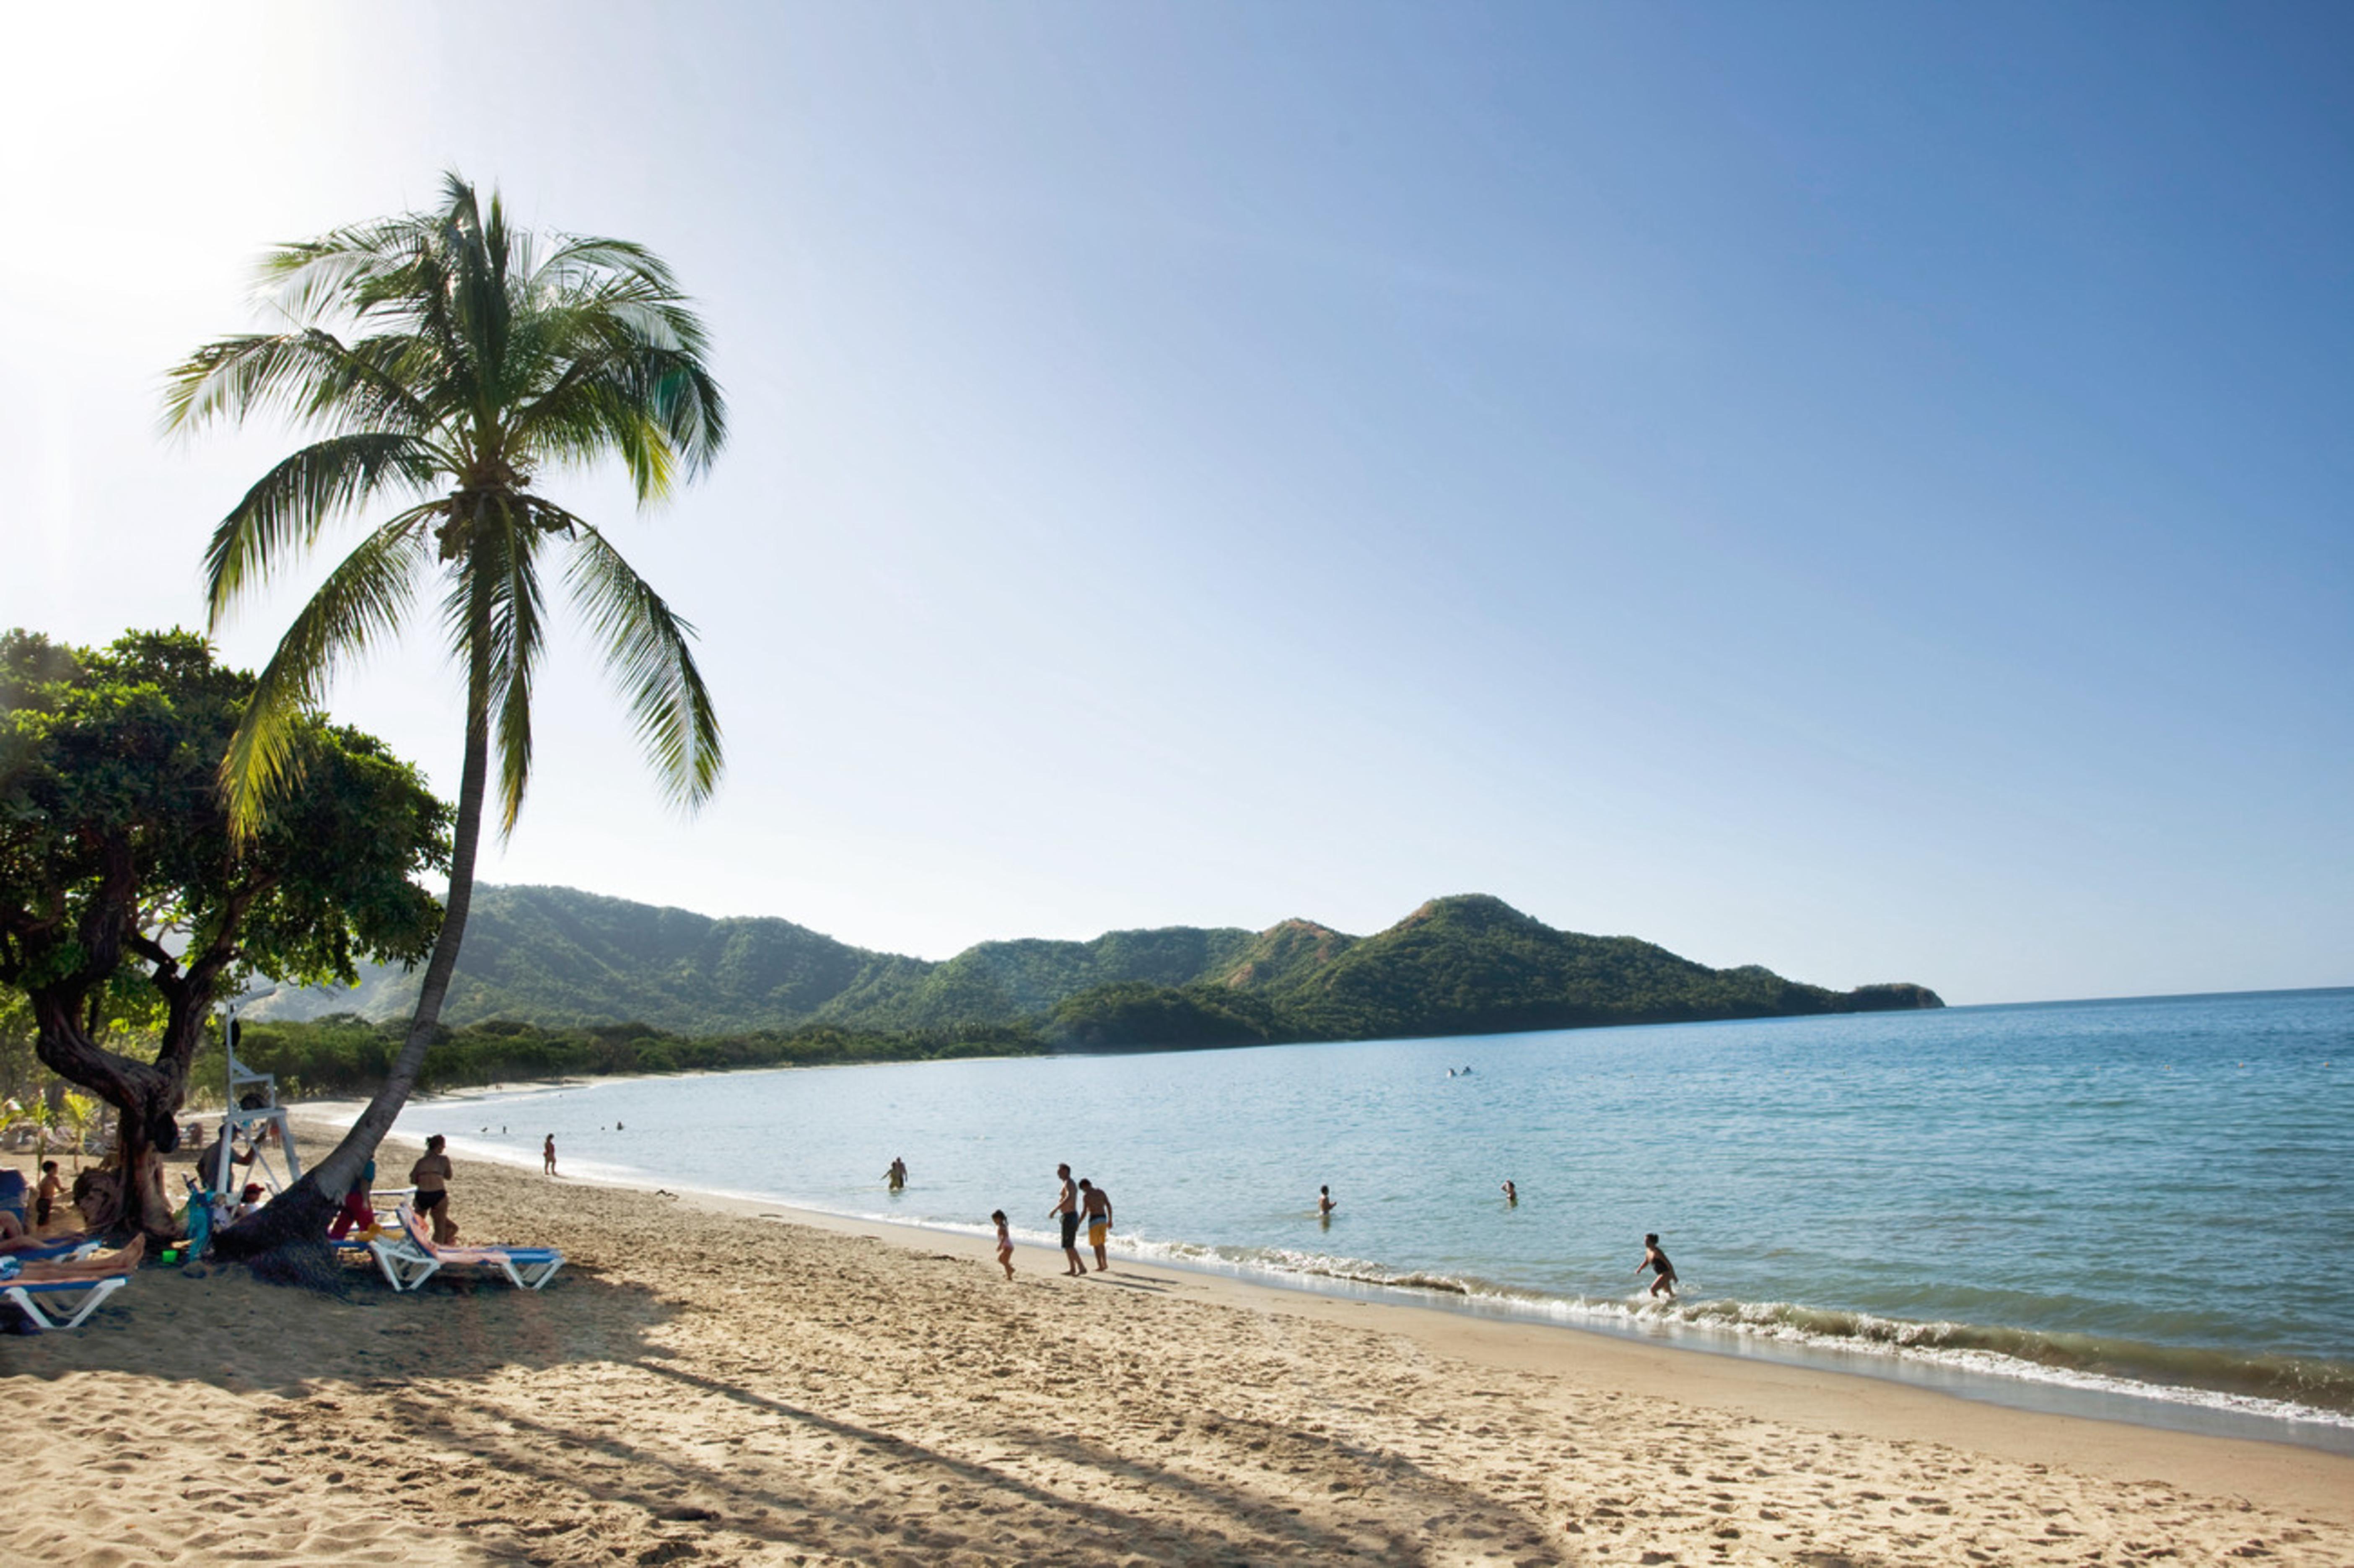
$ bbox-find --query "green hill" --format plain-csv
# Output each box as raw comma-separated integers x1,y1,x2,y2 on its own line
1053,895,1939,1049
252,884,1940,1047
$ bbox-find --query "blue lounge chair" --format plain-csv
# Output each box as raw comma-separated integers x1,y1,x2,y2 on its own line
1,1234,142,1331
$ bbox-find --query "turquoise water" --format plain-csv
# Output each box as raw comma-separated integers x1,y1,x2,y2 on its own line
392,988,2354,1446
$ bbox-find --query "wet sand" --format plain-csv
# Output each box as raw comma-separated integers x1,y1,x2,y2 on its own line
3,1135,2350,1566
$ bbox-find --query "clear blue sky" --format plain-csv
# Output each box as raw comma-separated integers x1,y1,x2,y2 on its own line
3,3,2347,1002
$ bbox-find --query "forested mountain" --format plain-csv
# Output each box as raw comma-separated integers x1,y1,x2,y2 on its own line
1050,895,1940,1049
252,884,1940,1047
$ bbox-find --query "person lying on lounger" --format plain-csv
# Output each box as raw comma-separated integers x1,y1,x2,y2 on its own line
0,1213,91,1255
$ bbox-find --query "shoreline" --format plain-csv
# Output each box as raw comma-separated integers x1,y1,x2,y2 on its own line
320,1121,2354,1520
327,1107,2354,1460
7,1136,2352,1564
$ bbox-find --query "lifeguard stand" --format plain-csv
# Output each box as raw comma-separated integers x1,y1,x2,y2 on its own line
205,1011,304,1201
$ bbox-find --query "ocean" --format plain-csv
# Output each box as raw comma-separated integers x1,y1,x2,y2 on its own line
386,987,2354,1451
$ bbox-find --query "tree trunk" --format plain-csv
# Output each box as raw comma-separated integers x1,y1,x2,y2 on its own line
215,625,493,1260
29,994,199,1241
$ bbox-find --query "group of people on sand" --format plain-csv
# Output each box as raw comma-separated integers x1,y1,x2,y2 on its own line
0,1162,68,1252
321,1132,461,1245
977,1161,1112,1282
1044,1162,1113,1277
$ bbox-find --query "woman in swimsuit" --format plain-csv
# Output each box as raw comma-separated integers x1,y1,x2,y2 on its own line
411,1135,457,1244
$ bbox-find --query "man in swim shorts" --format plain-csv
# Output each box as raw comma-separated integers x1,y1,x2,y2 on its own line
1050,1163,1085,1276
1079,1178,1113,1272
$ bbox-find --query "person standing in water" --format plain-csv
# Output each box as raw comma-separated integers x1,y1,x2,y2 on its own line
1050,1163,1086,1276
543,1135,558,1177
1317,1185,1336,1220
886,1156,908,1191
1500,1179,1517,1206
1636,1232,1677,1298
1079,1178,1113,1272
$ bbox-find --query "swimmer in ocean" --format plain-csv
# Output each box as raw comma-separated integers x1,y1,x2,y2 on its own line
1635,1232,1677,1299
1501,1179,1517,1206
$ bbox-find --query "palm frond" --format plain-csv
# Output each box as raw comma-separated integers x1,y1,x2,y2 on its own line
532,235,681,298
203,433,442,629
508,301,726,497
483,497,547,833
219,511,436,837
178,173,727,839
556,508,724,810
256,216,435,326
163,328,438,437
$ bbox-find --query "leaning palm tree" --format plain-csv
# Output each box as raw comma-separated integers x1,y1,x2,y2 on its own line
166,173,725,1254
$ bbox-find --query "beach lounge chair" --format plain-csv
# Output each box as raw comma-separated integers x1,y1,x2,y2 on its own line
0,1233,104,1264
1,1234,143,1332
368,1205,563,1292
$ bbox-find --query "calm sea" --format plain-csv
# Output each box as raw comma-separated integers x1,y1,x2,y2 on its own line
388,988,2354,1449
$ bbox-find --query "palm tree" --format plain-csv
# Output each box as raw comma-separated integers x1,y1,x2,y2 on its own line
166,174,726,1252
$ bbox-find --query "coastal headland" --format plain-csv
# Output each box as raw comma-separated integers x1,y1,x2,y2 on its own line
4,1132,2347,1567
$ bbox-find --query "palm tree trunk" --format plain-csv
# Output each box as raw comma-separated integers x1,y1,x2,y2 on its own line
214,630,493,1260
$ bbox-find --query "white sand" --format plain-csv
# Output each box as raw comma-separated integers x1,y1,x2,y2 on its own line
3,1137,2349,1565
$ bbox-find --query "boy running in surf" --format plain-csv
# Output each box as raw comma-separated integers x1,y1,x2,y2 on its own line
1636,1233,1678,1298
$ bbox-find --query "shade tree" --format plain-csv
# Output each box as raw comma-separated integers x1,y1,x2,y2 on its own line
0,630,446,1237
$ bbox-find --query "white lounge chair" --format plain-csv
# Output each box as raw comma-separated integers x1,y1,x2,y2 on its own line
362,1225,440,1292
2,1234,142,1331
369,1205,563,1292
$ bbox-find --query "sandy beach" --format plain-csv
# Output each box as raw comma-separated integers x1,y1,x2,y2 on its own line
3,1133,2350,1568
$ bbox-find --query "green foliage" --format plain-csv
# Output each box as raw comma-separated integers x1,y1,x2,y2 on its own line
255,885,1941,1065
0,992,41,1107
254,885,1261,1036
1049,895,1943,1048
1046,982,1285,1051
168,173,726,836
169,176,733,1246
222,1013,1042,1097
0,630,449,996
0,627,448,1203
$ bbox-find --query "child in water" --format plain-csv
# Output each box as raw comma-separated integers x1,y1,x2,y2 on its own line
992,1210,1014,1280
1636,1232,1677,1299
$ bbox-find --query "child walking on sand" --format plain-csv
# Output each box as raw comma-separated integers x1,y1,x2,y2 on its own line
992,1210,1014,1280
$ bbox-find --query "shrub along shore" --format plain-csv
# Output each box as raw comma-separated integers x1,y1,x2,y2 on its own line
199,1015,1043,1102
